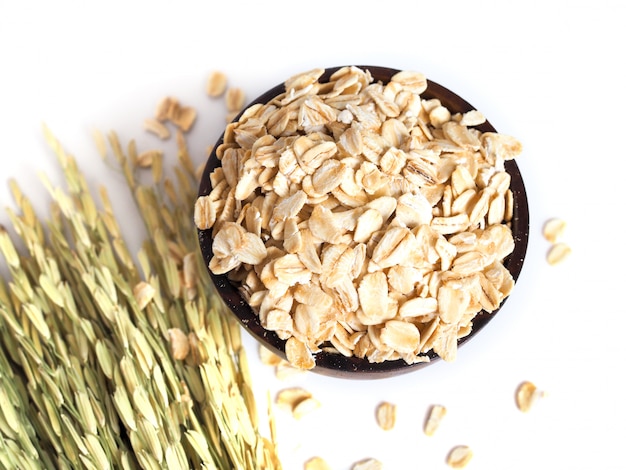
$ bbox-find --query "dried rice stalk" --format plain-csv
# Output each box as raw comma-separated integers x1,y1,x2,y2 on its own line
0,126,281,469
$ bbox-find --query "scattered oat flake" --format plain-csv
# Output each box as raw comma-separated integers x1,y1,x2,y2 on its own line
542,217,566,243
275,387,312,412
275,387,319,419
171,105,197,132
292,396,321,419
304,456,332,470
155,96,178,122
447,445,473,468
226,87,246,112
547,242,571,265
375,401,396,430
154,96,197,132
424,404,447,436
274,360,306,380
206,70,228,97
515,380,545,412
352,458,383,470
143,117,170,139
259,345,283,366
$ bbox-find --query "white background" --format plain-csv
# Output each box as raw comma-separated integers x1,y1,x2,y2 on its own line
2,1,625,469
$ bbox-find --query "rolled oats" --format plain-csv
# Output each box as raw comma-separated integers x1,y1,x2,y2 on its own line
429,105,452,128
423,404,446,436
398,296,437,318
542,218,566,243
380,320,421,354
375,401,397,431
274,359,306,380
481,132,522,164
391,70,427,94
543,217,571,265
206,70,228,97
155,96,196,132
143,118,170,140
196,66,522,368
487,192,506,225
352,458,383,470
275,387,311,411
431,214,470,235
275,387,320,419
515,380,545,412
292,396,321,420
459,110,486,127
447,445,473,468
304,457,332,470
259,345,283,367
357,272,391,325
546,242,571,266
285,336,315,370
225,87,246,113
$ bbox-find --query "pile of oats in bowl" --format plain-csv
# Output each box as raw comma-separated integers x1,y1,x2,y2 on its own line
195,65,526,372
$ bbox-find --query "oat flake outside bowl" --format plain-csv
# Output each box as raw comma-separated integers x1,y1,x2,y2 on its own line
197,65,529,379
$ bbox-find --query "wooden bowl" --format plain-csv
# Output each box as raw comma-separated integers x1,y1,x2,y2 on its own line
197,65,529,379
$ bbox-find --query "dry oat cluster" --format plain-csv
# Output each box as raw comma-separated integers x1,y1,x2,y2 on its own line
194,66,522,369
154,96,197,133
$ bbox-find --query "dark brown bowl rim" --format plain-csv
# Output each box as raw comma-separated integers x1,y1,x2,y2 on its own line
197,65,529,379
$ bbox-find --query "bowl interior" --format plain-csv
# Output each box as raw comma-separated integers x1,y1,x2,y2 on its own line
197,65,529,379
